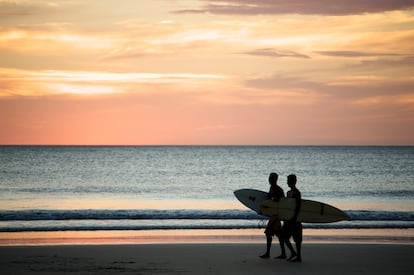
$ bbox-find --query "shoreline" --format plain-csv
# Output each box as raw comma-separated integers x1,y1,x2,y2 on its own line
1,243,413,274
1,228,413,246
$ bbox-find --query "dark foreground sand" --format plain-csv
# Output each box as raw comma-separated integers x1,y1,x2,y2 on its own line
1,243,413,274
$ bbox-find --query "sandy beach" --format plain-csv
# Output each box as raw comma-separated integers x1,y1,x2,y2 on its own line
1,243,413,274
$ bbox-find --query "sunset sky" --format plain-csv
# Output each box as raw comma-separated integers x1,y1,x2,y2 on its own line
1,0,414,145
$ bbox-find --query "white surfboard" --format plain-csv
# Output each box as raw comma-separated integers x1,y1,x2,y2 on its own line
233,189,269,214
234,189,350,223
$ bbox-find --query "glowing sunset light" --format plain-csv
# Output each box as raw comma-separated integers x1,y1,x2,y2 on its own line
0,68,226,97
0,0,413,145
29,70,225,83
45,83,120,95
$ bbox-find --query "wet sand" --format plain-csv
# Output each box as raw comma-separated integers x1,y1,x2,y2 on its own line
1,243,413,274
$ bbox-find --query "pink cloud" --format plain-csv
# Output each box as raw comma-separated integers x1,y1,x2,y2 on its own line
174,0,414,15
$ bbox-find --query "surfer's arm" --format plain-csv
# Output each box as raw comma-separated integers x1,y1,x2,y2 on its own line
292,191,301,221
293,198,301,221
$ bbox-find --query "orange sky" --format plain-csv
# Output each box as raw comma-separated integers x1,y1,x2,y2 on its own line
1,0,413,145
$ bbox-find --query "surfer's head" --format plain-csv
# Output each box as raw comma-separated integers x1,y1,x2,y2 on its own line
269,172,278,185
287,174,297,187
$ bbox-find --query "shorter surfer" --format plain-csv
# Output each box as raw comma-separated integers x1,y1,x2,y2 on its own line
259,173,287,259
281,174,303,262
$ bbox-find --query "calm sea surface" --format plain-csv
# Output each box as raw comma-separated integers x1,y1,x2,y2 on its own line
0,146,413,236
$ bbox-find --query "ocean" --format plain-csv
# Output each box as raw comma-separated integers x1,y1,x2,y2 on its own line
0,146,413,243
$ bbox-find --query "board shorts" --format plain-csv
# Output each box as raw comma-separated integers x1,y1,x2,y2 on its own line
264,215,282,237
282,220,303,243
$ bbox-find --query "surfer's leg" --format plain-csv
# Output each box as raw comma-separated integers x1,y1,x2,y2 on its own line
285,238,297,261
282,221,296,260
260,225,272,259
291,223,303,262
289,240,302,262
260,233,272,259
291,242,302,262
275,233,287,259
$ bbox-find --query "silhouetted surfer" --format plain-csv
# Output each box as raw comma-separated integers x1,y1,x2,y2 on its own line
281,174,303,262
259,173,286,259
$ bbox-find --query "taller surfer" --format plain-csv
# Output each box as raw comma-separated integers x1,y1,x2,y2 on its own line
281,174,303,262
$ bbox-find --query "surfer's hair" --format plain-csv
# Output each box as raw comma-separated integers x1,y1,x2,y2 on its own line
269,172,278,183
287,174,297,185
